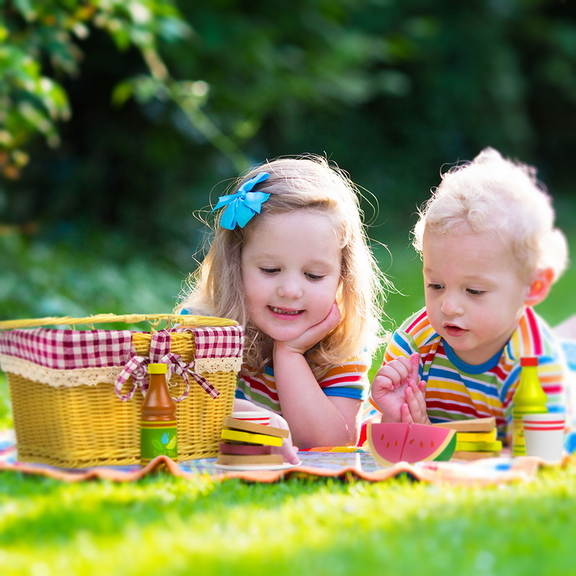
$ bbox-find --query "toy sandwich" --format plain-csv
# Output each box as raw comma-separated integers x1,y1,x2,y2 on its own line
434,417,502,460
218,417,289,466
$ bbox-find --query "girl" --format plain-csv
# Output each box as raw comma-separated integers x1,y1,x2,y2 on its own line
177,154,387,454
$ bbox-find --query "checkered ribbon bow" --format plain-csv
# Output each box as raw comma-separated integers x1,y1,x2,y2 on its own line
163,351,220,400
114,330,219,402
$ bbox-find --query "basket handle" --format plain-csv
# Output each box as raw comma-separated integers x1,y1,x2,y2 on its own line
0,313,238,330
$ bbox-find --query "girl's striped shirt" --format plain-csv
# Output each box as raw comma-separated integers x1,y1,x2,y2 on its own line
235,356,369,415
380,307,566,438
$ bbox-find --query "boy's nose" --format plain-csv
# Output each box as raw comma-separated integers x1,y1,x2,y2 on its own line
440,293,463,316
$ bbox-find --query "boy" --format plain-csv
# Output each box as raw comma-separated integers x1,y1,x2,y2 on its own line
371,148,569,440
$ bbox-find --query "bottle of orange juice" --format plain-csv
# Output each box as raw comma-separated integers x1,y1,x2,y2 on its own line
140,363,178,465
512,357,547,457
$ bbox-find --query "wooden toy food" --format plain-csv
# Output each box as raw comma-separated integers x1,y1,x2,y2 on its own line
367,422,456,466
218,416,290,466
434,417,502,460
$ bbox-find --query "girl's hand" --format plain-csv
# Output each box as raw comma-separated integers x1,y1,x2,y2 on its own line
232,399,300,465
371,353,427,423
276,303,341,355
269,413,300,464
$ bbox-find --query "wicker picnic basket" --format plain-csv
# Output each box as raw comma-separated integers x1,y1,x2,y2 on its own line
0,313,244,468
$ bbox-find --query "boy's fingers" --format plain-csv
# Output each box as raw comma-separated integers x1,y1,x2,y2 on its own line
405,384,427,424
372,375,395,392
408,352,420,386
378,359,411,385
400,403,413,424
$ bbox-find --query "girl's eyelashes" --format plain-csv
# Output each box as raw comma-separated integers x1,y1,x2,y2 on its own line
258,267,326,280
426,283,444,290
305,273,324,281
466,288,485,296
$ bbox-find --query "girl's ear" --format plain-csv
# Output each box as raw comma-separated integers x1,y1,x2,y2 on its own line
525,268,554,307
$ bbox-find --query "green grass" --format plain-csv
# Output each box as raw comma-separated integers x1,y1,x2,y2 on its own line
1,464,576,575
1,199,576,575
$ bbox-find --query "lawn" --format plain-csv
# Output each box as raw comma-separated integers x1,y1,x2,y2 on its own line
1,461,575,575
1,198,576,575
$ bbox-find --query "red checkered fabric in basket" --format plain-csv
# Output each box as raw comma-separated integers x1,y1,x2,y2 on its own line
0,326,244,369
0,328,133,369
188,326,243,359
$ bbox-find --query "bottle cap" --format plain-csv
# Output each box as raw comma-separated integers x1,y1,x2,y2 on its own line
148,363,168,374
520,357,538,367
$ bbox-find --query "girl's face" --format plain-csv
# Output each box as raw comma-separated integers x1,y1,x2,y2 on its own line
422,226,531,365
241,210,342,343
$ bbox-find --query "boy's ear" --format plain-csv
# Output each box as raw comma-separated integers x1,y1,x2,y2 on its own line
525,268,554,306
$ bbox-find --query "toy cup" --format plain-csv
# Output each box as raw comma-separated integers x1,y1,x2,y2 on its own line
231,411,271,426
522,413,566,462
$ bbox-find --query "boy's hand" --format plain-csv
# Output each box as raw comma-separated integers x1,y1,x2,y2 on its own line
371,353,429,424
402,375,430,425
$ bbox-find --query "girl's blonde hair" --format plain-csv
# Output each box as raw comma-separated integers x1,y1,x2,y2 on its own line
177,154,387,373
412,147,568,283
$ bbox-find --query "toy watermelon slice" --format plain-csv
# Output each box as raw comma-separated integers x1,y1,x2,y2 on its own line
367,423,456,466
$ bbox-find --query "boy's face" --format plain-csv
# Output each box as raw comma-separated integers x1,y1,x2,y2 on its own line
422,226,531,365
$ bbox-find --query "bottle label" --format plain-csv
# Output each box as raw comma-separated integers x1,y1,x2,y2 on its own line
141,421,178,464
512,416,526,457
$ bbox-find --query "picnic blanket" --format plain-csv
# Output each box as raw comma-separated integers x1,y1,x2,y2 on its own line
0,429,564,486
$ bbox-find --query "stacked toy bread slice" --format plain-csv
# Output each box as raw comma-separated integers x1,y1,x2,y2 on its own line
218,417,289,466
434,417,502,460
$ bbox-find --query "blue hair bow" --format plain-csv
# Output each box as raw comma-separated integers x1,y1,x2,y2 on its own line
213,172,271,230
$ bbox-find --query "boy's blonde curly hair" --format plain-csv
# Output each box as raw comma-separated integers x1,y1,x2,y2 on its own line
177,154,388,374
413,147,568,283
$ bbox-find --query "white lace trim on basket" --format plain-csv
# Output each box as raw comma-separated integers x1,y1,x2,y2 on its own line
195,357,242,374
0,354,122,387
0,353,243,388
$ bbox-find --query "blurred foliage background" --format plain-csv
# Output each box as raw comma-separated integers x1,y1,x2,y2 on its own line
1,0,575,328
